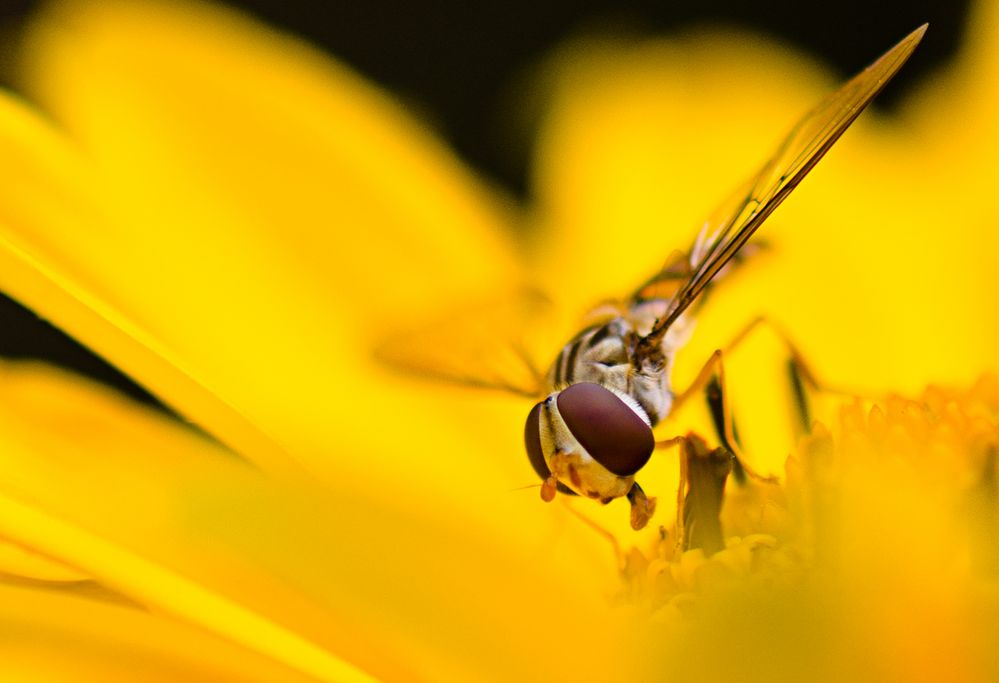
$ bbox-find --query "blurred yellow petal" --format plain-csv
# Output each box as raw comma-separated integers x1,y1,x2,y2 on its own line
0,360,639,681
0,0,609,590
0,90,311,479
529,30,826,310
0,542,87,583
0,362,375,681
0,0,996,680
20,0,517,318
909,0,999,182
0,4,639,676
0,584,326,683
2,0,524,484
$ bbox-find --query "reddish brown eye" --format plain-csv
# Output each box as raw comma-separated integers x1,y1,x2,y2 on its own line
557,383,654,476
524,402,550,481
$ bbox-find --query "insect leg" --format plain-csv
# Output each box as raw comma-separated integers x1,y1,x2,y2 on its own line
671,348,777,485
679,315,863,481
626,481,657,531
704,374,748,482
655,435,685,450
720,315,822,433
721,315,866,435
560,500,625,570
511,342,549,396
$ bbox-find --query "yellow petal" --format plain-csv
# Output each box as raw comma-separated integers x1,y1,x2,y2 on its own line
0,540,86,583
0,361,643,681
2,0,523,482
20,0,517,319
0,583,327,683
0,90,307,478
529,30,827,314
0,8,625,653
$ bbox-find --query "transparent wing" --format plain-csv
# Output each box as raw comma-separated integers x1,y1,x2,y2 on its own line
373,287,552,398
632,233,769,311
630,248,692,303
640,24,927,350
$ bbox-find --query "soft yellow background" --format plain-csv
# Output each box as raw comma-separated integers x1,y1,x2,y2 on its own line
0,0,994,680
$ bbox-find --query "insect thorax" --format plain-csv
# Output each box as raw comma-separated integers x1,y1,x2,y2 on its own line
546,301,691,427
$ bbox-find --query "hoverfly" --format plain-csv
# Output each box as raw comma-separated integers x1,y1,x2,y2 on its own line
381,25,926,536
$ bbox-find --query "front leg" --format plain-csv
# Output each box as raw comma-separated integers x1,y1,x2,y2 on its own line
715,314,862,438
626,481,657,531
671,348,776,485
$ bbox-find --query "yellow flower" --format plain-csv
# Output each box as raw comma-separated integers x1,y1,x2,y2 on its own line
625,377,999,681
0,0,996,681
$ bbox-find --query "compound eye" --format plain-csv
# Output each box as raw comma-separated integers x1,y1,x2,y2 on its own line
524,401,551,481
556,383,654,476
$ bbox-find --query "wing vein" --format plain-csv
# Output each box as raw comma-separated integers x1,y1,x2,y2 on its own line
639,24,926,351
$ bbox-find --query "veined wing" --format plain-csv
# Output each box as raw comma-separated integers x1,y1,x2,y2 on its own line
373,287,551,398
631,234,768,310
638,24,927,355
631,249,692,303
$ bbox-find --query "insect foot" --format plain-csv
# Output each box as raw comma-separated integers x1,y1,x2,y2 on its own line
626,482,657,530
